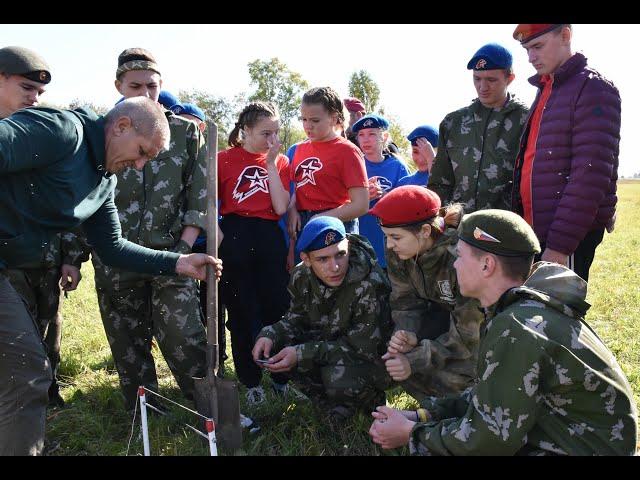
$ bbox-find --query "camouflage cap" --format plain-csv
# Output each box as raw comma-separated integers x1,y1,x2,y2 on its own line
0,46,51,84
458,209,541,257
116,47,161,79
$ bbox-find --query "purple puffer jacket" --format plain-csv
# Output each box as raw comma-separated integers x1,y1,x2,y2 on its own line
512,53,620,255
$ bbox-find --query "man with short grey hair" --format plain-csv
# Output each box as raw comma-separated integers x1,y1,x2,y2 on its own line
0,96,221,455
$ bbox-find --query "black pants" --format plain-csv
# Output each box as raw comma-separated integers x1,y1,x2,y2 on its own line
539,228,605,282
192,241,228,377
0,273,51,455
219,215,290,388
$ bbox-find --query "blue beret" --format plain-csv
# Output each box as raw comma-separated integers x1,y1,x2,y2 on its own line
115,91,180,110
172,102,206,122
351,114,389,133
467,43,513,71
407,125,439,148
296,216,346,254
158,90,180,109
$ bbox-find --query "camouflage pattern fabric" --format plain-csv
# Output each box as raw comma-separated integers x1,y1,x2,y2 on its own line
258,235,393,411
92,113,207,410
410,263,638,456
386,228,484,398
94,262,206,409
429,94,529,213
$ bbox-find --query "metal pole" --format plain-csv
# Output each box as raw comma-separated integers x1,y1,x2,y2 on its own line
205,419,218,456
138,386,151,456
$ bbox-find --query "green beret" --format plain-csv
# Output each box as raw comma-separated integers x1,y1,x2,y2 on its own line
0,46,51,84
458,209,541,257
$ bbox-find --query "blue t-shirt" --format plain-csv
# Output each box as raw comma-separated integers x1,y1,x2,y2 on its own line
397,170,430,187
358,155,409,268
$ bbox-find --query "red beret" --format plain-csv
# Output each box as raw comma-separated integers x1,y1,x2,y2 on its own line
369,186,441,227
513,24,562,44
343,97,366,113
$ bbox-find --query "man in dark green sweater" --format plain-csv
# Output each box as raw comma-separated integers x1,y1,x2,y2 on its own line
0,95,221,455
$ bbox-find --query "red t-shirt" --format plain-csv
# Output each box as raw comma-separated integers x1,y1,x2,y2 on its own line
291,137,367,211
218,146,290,221
520,74,554,226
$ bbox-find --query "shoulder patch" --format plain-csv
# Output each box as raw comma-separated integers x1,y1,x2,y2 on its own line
438,280,454,298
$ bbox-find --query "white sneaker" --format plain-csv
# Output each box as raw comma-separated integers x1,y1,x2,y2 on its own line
245,386,266,406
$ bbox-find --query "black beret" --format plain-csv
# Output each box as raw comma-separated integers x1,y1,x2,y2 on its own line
0,46,51,84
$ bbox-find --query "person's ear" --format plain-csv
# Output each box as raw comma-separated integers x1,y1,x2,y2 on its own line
113,116,133,135
506,73,516,86
420,223,432,240
300,252,311,267
114,79,123,95
482,254,497,276
382,131,390,143
561,25,572,44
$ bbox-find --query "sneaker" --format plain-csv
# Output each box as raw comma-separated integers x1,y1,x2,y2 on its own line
240,413,261,434
271,382,308,401
245,386,266,406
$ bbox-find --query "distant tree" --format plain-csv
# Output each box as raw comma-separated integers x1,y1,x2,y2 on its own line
177,89,243,149
67,98,109,115
384,114,412,167
348,70,380,113
247,57,309,151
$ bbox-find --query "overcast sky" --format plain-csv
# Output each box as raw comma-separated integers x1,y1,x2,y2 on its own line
2,24,637,176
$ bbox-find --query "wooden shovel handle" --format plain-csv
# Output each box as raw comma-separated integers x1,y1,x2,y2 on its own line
205,122,220,373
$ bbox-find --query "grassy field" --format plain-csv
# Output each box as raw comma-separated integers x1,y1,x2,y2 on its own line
46,182,640,456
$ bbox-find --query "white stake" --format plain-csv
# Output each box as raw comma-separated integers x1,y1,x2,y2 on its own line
138,386,151,456
206,419,218,456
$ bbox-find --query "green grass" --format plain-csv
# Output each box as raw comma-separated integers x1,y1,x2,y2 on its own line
48,183,640,455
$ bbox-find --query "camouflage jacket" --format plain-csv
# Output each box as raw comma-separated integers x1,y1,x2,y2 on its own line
258,235,392,372
19,229,90,270
386,228,484,395
111,112,206,250
411,263,638,456
429,93,529,213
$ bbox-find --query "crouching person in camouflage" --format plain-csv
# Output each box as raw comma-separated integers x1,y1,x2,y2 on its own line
252,216,393,421
369,186,484,400
369,210,638,455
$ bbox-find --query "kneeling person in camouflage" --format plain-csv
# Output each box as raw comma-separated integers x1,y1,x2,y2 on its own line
252,216,393,419
369,210,638,455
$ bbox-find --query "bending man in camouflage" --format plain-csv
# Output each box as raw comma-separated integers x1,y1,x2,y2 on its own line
252,216,393,419
0,46,92,407
92,48,208,411
369,210,638,455
429,43,529,213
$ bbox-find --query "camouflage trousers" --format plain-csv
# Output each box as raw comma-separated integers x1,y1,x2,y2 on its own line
93,256,207,410
289,350,391,412
4,266,64,399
